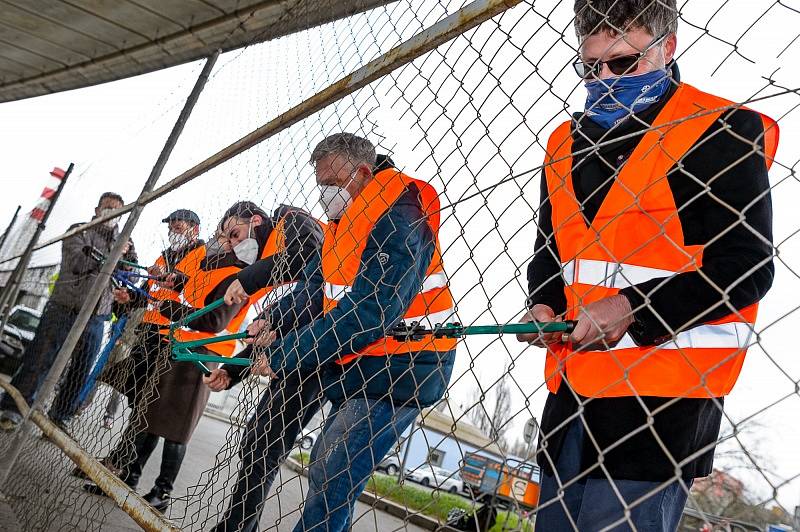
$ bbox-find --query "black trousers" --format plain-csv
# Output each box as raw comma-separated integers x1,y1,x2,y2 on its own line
212,369,325,532
122,430,186,494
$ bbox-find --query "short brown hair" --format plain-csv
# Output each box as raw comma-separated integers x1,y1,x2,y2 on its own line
574,0,678,40
97,192,123,207
310,133,377,169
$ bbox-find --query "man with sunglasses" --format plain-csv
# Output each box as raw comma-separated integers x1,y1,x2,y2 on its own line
518,1,777,530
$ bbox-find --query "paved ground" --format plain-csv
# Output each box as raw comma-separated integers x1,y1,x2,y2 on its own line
159,415,427,531
0,406,427,531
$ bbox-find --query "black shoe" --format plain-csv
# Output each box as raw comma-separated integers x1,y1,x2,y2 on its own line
142,488,171,512
73,458,121,480
83,483,110,497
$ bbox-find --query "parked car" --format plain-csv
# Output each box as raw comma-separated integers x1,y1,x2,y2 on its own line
376,454,401,476
295,426,319,451
0,305,41,375
405,464,464,494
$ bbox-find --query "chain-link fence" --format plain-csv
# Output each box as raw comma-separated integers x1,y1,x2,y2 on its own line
1,0,799,531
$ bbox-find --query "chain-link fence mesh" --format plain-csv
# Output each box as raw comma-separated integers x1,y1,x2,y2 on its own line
1,0,799,531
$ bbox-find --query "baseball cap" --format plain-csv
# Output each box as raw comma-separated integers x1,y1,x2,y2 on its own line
162,209,200,225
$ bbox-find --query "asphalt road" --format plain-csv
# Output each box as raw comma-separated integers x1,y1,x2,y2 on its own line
0,405,428,531
161,414,428,531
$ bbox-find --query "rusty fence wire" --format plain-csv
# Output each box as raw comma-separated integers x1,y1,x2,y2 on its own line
0,0,799,531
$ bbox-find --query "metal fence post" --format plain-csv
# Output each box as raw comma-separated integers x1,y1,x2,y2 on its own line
0,205,21,256
0,51,220,489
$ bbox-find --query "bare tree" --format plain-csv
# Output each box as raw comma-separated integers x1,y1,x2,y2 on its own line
685,420,793,529
467,367,513,447
507,437,535,461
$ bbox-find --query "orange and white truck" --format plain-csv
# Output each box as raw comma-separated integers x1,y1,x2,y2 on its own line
460,452,540,508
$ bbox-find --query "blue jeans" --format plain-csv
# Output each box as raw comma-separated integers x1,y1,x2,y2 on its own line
212,370,325,532
0,301,105,423
535,420,691,531
76,315,127,407
293,398,419,532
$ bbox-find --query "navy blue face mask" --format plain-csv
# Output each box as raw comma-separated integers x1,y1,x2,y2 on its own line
584,69,671,129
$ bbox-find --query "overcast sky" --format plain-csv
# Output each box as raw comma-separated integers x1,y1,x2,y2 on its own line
1,0,799,515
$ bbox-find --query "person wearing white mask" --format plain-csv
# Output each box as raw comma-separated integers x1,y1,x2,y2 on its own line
85,205,257,512
1,192,135,432
201,201,323,532
145,209,203,290
83,207,208,509
205,134,457,532
218,201,322,305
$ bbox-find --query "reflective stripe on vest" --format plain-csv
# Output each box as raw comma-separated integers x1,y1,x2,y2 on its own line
324,282,351,302
607,322,754,351
562,262,755,349
543,82,778,399
562,259,681,289
324,271,450,303
402,307,457,328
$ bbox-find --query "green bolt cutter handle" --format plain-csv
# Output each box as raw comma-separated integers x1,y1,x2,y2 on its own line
169,299,578,375
168,298,251,376
389,320,577,341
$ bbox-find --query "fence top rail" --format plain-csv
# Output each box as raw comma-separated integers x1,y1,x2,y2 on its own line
1,84,793,270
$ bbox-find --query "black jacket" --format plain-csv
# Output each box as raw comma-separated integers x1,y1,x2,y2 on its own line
51,222,137,315
529,69,774,481
221,206,323,386
235,205,323,297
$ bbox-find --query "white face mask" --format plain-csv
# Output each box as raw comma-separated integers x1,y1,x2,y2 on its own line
168,231,191,251
99,208,119,229
233,222,259,265
319,176,355,220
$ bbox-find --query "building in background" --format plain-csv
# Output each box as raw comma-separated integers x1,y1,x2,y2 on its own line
205,388,509,477
0,263,59,312
398,407,506,474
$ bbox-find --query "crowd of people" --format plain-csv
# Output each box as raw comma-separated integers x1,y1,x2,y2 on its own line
0,1,780,530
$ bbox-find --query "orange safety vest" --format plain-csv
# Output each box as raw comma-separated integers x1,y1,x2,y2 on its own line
543,82,779,399
142,245,206,327
168,213,303,356
322,168,458,365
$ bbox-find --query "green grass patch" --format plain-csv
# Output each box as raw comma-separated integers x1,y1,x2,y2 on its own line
490,511,534,532
292,452,311,467
365,473,474,522
288,454,532,529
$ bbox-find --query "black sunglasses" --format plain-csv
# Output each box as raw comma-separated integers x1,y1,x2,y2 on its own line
573,34,667,79
572,53,643,79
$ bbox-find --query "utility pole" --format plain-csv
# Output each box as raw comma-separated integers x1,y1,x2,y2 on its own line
398,416,418,483
523,416,539,462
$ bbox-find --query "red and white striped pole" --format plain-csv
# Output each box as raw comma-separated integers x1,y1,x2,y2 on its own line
30,167,68,223
0,164,73,320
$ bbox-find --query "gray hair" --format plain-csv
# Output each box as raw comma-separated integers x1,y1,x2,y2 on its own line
310,133,377,170
574,0,678,40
